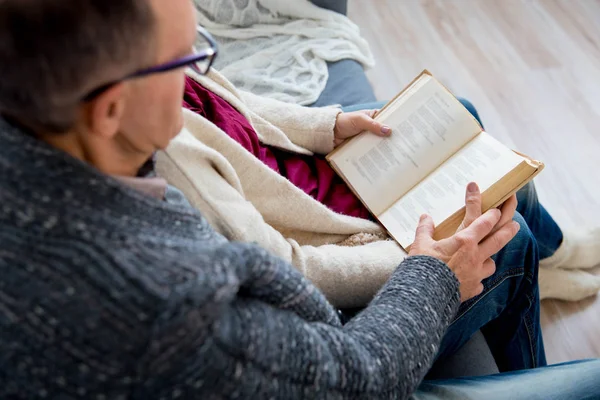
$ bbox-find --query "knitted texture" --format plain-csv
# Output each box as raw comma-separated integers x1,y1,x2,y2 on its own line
0,118,460,399
338,232,390,247
193,0,375,105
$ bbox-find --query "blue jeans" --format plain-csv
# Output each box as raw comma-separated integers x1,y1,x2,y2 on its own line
342,100,566,371
435,205,545,371
431,99,566,371
414,359,600,399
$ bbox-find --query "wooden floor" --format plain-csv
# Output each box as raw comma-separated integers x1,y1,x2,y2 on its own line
348,0,600,364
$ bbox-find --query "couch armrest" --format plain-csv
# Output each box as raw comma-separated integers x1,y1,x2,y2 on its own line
425,330,499,380
310,0,348,15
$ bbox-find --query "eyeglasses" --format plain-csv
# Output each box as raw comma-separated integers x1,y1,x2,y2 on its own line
82,26,218,101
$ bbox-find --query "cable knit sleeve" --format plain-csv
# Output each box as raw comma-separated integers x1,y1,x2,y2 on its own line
239,89,341,154
133,243,461,400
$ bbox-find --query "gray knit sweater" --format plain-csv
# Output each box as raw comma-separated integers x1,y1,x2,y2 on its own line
0,118,460,399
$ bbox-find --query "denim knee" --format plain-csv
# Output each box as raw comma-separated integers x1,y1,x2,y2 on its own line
457,97,483,127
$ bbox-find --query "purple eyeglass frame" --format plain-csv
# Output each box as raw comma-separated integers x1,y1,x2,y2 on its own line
82,26,218,101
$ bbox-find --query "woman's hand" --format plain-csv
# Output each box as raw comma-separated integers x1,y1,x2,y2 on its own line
409,183,520,302
333,110,392,147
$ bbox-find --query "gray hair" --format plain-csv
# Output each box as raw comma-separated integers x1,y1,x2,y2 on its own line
0,0,156,133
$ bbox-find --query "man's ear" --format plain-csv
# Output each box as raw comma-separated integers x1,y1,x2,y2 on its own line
85,83,127,139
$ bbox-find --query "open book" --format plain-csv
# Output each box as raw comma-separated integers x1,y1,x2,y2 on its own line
327,70,544,250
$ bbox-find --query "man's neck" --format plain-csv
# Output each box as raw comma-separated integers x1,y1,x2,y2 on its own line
39,131,148,177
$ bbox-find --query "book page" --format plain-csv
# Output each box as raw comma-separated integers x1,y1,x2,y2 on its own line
379,132,525,248
329,75,482,215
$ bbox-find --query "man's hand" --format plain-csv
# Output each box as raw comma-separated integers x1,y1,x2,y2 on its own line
457,182,518,238
409,183,520,302
334,110,392,147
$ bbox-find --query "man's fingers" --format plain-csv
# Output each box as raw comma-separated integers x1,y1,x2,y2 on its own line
462,182,482,228
498,195,517,225
358,113,391,136
479,221,521,259
482,258,496,280
473,283,485,298
463,208,502,243
487,195,518,238
502,194,518,212
414,214,435,244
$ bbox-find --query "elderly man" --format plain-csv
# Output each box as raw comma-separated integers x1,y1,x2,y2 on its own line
0,0,598,399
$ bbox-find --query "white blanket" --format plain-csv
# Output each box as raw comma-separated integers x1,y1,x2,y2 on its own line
194,0,375,105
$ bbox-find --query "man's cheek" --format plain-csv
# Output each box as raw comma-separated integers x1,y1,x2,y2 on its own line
165,109,184,144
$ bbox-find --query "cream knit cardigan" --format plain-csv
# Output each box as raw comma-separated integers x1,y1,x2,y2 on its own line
156,69,407,308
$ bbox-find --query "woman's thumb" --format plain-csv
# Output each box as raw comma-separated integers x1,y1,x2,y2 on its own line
360,113,391,136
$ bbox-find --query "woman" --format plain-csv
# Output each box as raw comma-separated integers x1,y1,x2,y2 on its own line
158,70,600,307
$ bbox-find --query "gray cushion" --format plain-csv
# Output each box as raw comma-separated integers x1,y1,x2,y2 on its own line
309,0,347,15
426,330,499,380
311,60,377,107
307,1,376,108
